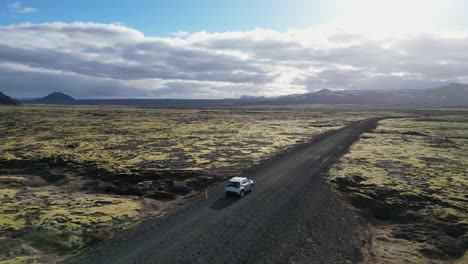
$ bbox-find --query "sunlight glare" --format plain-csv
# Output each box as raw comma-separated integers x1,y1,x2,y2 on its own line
335,0,454,34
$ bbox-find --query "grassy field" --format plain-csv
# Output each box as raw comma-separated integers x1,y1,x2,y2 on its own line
0,105,376,263
328,114,468,263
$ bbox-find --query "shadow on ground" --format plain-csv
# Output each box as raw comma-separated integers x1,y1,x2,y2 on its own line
209,196,241,210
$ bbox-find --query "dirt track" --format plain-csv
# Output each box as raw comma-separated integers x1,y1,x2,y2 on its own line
67,118,381,264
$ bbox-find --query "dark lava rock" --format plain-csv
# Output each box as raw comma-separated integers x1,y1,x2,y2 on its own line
350,174,366,182
434,221,466,238
100,185,144,196
137,162,167,169
394,210,423,223
376,160,412,169
395,224,466,259
347,187,409,221
137,181,154,190
387,172,414,182
459,235,468,248
119,187,144,196
0,238,23,256
394,225,431,242
349,193,375,208
419,245,447,259
164,180,175,185
432,235,465,258
402,131,427,136
65,142,80,149
169,183,191,194
419,157,450,164
41,173,67,183
146,191,176,201
333,176,362,190
333,176,353,188
187,176,217,190
429,137,458,149
86,228,113,241
370,201,405,221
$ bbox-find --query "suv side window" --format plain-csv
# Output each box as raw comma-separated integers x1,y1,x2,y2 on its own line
242,180,246,184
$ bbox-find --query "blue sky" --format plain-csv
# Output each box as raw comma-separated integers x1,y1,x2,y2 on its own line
0,0,337,35
1,1,468,99
3,0,466,35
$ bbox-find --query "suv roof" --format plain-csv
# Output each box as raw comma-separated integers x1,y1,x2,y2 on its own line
229,177,246,182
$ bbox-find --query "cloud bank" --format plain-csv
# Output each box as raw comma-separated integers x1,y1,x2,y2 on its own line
1,22,468,99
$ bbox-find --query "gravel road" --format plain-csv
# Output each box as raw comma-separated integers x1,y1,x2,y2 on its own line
67,118,381,264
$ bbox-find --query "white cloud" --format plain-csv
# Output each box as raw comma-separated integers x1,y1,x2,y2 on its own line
8,2,21,9
7,1,36,14
1,22,468,98
16,7,36,13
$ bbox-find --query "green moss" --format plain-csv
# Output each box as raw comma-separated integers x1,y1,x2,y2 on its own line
25,229,79,254
0,106,378,176
0,105,394,262
0,176,28,183
329,114,468,261
0,189,17,199
0,256,42,264
0,183,142,261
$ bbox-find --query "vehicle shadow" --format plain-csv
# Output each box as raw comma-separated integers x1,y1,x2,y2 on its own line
209,195,239,210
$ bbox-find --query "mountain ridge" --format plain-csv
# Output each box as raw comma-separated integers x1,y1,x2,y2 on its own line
0,91,20,105
20,83,468,107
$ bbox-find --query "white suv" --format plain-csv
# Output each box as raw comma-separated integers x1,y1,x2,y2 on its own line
224,177,254,198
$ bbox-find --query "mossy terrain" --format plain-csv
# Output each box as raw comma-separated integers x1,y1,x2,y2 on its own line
0,105,378,263
0,174,145,263
0,256,42,264
328,114,468,263
0,106,373,175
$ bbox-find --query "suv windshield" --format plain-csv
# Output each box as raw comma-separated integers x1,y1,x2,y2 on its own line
228,181,240,188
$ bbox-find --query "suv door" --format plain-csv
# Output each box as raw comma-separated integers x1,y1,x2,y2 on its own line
241,179,247,190
242,179,250,190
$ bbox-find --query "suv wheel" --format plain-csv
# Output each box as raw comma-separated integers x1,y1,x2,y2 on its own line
239,190,244,198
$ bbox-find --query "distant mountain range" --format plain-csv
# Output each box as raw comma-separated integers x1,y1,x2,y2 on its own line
0,91,20,105
268,83,468,106
4,83,468,107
